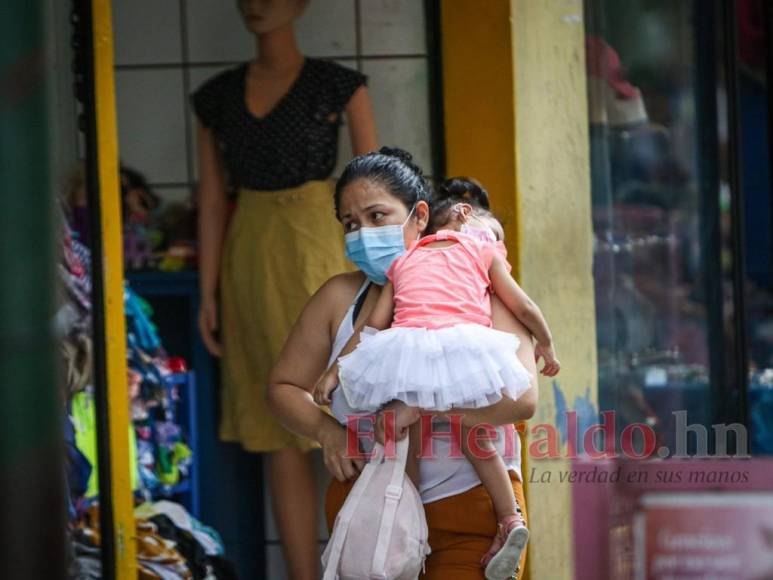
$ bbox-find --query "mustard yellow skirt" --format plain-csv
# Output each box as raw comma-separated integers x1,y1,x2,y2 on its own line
220,179,349,452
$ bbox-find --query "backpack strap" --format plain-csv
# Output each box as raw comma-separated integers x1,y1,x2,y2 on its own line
322,444,385,580
370,435,411,578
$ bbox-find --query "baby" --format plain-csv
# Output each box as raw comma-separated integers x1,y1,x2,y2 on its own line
316,177,559,579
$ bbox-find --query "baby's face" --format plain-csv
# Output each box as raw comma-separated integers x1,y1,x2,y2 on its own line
444,204,504,242
478,214,505,242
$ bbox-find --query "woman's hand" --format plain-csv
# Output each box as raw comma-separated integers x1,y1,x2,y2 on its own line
374,400,421,445
313,364,339,405
198,295,223,357
318,416,365,482
535,341,560,377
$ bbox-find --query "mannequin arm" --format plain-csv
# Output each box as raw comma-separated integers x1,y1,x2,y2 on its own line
346,86,378,155
196,122,229,356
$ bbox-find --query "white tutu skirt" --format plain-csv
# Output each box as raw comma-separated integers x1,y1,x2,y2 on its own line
338,324,533,412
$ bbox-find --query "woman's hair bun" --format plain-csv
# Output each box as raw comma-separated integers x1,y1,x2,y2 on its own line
378,146,414,165
436,177,490,209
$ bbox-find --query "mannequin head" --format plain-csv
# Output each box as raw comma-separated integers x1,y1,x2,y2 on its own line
237,0,309,35
586,36,648,127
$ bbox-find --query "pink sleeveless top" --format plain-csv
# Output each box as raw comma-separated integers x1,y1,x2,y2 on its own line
386,230,495,330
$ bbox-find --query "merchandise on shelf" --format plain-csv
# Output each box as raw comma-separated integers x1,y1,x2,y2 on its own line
58,202,230,578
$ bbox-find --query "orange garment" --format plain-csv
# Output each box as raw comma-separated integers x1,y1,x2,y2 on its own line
325,470,528,579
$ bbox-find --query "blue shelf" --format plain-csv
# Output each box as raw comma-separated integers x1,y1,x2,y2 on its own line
126,270,266,579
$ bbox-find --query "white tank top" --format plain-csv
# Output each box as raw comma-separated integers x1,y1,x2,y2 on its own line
329,281,522,504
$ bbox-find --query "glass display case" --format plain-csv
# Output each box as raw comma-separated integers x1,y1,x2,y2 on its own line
584,0,772,456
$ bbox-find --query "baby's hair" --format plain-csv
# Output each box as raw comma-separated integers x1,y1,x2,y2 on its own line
428,177,496,233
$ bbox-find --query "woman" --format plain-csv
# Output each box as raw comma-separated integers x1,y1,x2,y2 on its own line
267,149,538,579
192,1,377,578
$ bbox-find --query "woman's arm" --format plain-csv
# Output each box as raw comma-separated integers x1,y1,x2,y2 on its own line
196,122,229,356
267,275,367,481
345,86,378,155
313,282,394,405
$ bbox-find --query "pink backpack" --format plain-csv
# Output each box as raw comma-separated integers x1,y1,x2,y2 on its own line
322,436,431,579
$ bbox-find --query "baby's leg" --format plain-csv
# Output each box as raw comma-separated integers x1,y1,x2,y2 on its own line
406,422,421,486
462,425,529,576
461,424,516,520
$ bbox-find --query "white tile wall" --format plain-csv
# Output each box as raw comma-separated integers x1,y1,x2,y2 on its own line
296,0,357,57
363,58,432,173
115,69,188,184
333,59,358,177
185,0,254,63
360,0,427,55
113,0,182,65
153,186,191,207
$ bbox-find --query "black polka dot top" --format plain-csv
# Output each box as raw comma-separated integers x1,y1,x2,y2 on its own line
192,58,366,191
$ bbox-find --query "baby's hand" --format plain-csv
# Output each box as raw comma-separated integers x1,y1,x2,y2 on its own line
375,400,421,444
535,342,561,377
313,365,340,405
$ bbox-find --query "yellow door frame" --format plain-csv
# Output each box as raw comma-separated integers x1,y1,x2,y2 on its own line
89,0,136,577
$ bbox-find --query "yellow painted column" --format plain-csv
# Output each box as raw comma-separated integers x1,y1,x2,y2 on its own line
442,1,597,578
511,1,596,578
441,0,519,272
91,0,137,577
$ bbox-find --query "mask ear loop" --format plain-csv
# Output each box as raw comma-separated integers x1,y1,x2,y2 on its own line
402,203,416,226
402,203,422,241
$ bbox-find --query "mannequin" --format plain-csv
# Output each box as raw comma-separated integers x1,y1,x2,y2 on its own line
192,1,377,578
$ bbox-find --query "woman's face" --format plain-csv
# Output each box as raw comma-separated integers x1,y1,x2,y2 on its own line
238,0,307,35
338,178,429,248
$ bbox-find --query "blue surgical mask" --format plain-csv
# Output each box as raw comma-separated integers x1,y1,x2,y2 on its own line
344,207,415,285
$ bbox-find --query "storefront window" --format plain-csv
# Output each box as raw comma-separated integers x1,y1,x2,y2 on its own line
582,0,767,455
737,0,773,454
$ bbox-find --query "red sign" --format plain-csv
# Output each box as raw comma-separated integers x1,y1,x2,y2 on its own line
635,492,773,579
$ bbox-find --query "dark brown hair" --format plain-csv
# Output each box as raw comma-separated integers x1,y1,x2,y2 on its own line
427,176,495,233
334,146,432,219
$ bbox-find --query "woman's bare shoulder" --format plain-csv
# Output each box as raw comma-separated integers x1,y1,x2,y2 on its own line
317,271,366,297
309,271,368,317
